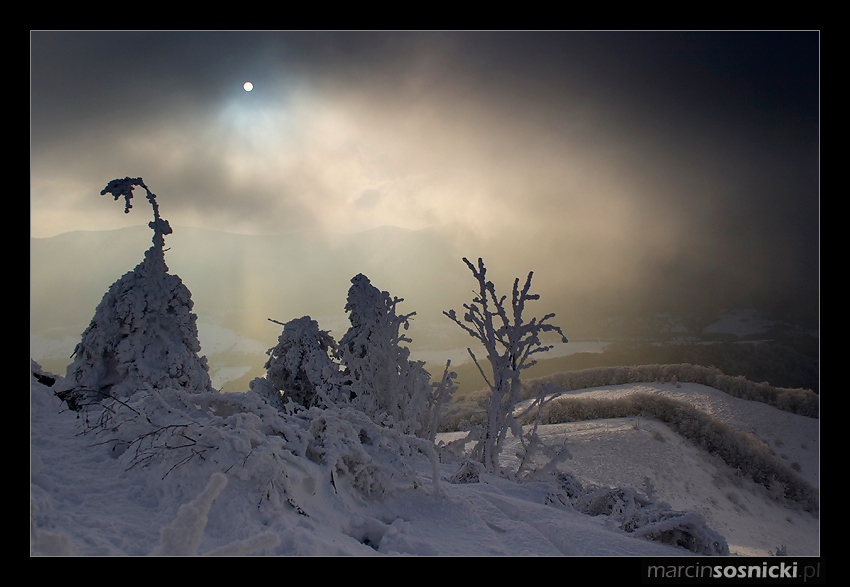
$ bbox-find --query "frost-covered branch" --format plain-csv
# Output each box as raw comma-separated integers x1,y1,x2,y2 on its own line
444,257,568,474
150,472,229,556
425,360,458,443
512,383,571,481
101,176,173,254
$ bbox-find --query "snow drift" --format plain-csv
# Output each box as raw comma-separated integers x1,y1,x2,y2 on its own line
31,361,819,556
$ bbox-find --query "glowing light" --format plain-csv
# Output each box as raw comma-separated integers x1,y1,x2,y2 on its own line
243,81,253,92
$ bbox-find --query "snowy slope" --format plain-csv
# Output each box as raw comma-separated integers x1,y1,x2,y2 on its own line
30,365,818,557
516,383,819,556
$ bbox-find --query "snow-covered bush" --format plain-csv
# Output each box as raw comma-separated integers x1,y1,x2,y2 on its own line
336,274,441,437
523,363,818,418
304,406,442,498
68,381,442,516
449,459,485,484
444,257,568,474
251,316,346,410
251,276,455,442
54,178,212,411
547,472,730,555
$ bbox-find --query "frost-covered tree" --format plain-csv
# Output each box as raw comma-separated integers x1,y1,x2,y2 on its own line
251,316,345,410
54,178,212,411
336,274,436,436
444,257,568,474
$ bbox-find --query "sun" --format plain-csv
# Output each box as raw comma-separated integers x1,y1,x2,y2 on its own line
243,81,253,92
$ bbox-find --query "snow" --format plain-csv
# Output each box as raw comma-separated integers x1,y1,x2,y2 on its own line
30,184,818,557
31,364,818,557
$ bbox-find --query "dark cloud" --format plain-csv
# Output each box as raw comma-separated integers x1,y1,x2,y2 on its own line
31,31,819,327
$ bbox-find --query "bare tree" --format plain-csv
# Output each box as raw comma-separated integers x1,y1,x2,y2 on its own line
444,257,568,474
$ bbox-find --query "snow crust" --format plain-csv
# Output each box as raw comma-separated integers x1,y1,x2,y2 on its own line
31,363,818,556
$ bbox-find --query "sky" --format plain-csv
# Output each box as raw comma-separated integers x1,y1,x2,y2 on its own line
31,31,819,329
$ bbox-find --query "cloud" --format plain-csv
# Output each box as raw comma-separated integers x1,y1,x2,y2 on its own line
31,31,818,326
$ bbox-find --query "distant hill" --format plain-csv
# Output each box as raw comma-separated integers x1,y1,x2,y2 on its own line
31,224,468,333
31,225,476,388
31,225,818,394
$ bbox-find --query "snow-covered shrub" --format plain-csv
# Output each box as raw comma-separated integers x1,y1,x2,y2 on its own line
449,459,484,484
304,406,441,498
54,178,212,411
69,381,441,514
251,276,456,441
630,510,730,556
547,472,730,555
523,363,818,418
444,257,568,474
252,316,346,410
336,274,441,437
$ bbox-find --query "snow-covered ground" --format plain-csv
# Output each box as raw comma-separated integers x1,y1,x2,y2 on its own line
30,365,818,557
515,381,819,556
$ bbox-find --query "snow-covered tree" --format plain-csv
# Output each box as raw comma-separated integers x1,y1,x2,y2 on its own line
251,316,345,410
54,178,212,411
336,274,436,437
444,257,568,474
